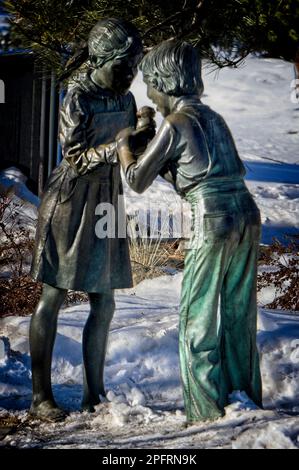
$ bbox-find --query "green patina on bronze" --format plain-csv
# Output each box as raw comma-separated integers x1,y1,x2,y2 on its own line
118,40,263,422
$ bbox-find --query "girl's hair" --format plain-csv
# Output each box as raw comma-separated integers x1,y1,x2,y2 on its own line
88,18,143,68
140,40,203,96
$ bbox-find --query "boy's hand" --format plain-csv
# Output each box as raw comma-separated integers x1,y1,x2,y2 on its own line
116,123,155,155
136,106,156,130
135,106,156,152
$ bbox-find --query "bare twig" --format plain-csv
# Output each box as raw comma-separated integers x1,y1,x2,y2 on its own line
142,0,205,39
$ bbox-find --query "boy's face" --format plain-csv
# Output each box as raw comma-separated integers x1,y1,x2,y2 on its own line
94,53,141,95
146,83,171,117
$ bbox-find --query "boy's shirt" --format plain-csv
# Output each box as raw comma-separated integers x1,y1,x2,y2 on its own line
125,95,245,195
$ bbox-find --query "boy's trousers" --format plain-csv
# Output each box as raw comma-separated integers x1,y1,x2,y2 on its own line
179,178,263,422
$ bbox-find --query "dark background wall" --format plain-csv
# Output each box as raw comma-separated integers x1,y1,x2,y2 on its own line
0,53,59,195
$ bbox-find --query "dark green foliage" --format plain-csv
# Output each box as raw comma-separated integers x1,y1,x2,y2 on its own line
2,1,299,79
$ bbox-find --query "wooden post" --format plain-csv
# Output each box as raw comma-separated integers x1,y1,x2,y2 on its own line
48,70,56,177
295,48,299,101
38,70,47,197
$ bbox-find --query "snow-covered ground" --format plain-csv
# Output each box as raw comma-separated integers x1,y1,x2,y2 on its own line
0,167,39,208
0,275,299,449
0,56,298,449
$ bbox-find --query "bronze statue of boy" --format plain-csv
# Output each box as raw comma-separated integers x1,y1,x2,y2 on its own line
117,40,263,423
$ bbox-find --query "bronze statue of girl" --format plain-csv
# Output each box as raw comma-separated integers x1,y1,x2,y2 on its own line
30,18,153,421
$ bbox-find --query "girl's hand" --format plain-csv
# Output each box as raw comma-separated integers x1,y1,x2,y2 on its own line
116,127,135,143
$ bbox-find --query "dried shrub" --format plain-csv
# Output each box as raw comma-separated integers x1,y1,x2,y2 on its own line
127,206,185,285
64,290,88,305
0,195,42,317
0,195,88,317
129,238,184,285
258,234,299,311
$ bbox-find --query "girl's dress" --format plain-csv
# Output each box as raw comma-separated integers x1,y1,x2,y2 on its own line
31,73,135,292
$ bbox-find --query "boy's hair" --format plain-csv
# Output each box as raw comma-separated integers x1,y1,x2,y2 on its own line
88,18,143,68
140,40,203,96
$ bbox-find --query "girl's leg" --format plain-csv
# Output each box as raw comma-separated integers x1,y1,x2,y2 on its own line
29,283,67,420
82,291,115,411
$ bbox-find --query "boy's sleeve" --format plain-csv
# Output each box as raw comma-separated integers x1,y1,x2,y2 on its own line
124,118,178,193
59,91,118,176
